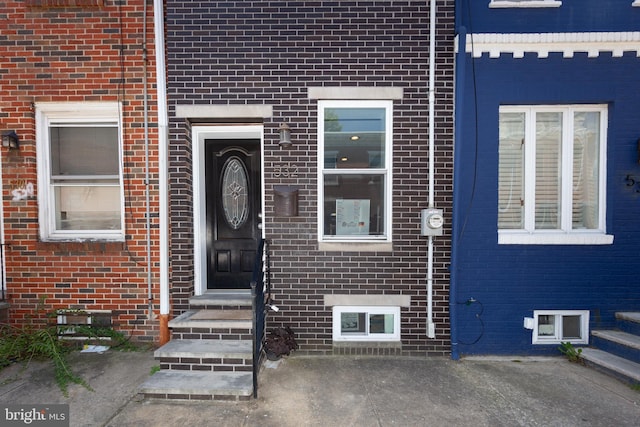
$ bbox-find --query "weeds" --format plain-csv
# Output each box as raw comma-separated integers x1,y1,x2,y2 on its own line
558,341,583,363
0,322,91,397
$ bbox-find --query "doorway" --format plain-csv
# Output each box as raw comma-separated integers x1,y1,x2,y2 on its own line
193,126,264,294
205,140,261,289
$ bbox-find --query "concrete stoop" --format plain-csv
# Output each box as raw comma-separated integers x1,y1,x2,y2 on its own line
139,291,256,400
585,312,640,385
139,370,253,401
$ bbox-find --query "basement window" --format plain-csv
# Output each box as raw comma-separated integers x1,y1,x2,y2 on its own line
532,310,589,345
332,306,400,342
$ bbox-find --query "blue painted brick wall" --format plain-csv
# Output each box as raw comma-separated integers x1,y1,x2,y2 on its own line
454,50,640,355
456,0,640,34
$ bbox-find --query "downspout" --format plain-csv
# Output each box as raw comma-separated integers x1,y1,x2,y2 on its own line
142,0,153,320
450,25,467,360
0,155,5,302
153,0,171,345
426,0,437,339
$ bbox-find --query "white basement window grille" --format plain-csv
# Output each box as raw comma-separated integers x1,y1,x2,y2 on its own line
332,306,400,341
532,310,589,345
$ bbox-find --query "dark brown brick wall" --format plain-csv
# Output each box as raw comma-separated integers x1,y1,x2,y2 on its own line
166,1,455,355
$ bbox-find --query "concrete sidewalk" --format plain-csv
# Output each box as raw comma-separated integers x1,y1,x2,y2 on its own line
1,350,639,426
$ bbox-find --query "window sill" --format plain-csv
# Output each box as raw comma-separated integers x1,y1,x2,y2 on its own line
489,1,562,8
318,241,393,252
498,232,613,245
36,240,126,254
332,341,402,348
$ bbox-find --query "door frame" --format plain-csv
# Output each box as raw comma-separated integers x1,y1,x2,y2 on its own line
193,125,265,296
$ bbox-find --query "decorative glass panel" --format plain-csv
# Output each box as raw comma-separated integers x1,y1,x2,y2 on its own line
221,157,249,230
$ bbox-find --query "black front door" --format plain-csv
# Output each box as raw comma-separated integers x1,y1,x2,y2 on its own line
205,139,261,289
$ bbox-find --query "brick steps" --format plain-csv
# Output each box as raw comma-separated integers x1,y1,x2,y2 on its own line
586,312,640,385
140,291,256,400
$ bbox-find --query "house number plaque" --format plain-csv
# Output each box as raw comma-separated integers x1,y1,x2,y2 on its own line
273,163,298,178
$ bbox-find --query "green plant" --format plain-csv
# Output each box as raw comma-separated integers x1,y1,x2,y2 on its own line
0,322,92,397
150,365,160,375
558,341,583,363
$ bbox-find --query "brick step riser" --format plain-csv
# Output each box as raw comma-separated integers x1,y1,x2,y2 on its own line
188,304,252,311
158,356,252,373
591,336,640,365
142,392,252,402
171,328,253,341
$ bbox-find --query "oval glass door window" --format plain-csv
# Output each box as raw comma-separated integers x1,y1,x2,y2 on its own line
221,157,249,229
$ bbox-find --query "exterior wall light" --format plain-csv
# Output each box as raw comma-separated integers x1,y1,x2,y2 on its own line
279,123,291,149
2,130,19,150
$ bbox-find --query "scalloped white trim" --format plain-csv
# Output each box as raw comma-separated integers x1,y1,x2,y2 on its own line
457,32,640,58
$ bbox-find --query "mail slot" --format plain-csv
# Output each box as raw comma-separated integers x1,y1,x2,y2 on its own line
274,186,299,217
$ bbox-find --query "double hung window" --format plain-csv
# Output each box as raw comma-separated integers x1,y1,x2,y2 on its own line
318,100,392,242
498,105,610,245
36,103,124,241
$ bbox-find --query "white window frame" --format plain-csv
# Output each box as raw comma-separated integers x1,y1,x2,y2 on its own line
498,104,612,245
532,310,589,345
317,100,393,243
332,305,400,342
489,0,562,8
36,102,125,242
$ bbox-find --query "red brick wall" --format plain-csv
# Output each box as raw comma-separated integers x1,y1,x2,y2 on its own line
166,1,455,355
0,0,160,343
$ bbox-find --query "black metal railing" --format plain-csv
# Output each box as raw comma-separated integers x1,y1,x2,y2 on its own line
250,238,271,398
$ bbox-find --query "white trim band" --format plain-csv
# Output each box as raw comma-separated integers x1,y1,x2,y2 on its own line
457,32,640,58
489,1,562,8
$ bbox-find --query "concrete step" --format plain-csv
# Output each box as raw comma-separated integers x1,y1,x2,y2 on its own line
591,330,640,364
616,312,640,336
169,309,253,329
169,309,253,344
581,348,640,385
155,338,252,359
155,339,253,372
189,290,252,308
139,370,253,401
